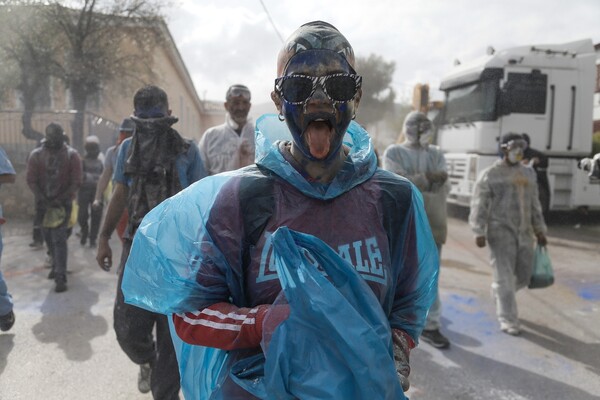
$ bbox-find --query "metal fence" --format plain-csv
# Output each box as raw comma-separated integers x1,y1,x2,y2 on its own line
0,109,119,166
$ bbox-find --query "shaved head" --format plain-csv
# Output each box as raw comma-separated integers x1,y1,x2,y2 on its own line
276,21,355,76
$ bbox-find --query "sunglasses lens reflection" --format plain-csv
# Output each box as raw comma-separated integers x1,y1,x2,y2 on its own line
325,75,357,102
282,77,313,103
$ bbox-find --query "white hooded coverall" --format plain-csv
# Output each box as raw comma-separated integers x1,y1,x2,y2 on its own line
469,159,547,328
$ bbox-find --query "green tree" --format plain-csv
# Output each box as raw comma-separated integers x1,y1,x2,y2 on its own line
0,5,56,141
0,0,167,150
354,54,396,127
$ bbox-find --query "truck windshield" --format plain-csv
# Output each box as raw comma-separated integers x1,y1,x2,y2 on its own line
442,79,498,124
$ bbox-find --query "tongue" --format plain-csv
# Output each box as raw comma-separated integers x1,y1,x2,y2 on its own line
305,121,333,159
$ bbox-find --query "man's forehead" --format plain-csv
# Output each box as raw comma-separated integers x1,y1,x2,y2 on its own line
282,49,352,76
276,21,354,76
226,86,251,101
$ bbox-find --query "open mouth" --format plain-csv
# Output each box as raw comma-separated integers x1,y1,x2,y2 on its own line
303,113,336,160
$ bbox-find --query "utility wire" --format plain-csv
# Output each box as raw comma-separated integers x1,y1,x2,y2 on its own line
259,0,284,44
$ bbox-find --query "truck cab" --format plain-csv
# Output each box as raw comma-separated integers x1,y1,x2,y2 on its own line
436,39,598,211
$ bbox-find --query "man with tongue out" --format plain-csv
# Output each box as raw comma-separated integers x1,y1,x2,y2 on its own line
122,21,438,399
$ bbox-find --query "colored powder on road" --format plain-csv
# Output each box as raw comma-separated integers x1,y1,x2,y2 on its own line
577,284,600,301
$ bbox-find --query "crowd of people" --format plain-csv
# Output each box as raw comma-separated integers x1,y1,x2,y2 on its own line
0,19,567,400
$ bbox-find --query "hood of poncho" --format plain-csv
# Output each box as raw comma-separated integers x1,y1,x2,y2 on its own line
254,114,377,200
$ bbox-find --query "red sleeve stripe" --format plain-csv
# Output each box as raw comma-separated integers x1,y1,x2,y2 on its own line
197,307,260,321
173,303,268,350
176,307,260,331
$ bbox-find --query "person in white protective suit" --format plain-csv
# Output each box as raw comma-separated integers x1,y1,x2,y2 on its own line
469,132,547,336
382,111,451,349
198,84,255,175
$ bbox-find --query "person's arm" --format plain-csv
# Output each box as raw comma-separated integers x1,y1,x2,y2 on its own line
426,149,448,185
386,185,439,391
382,146,429,191
173,302,270,350
63,151,82,203
469,169,491,247
26,154,45,202
186,141,207,184
97,140,130,271
198,131,212,175
96,182,128,271
93,162,113,207
528,169,548,245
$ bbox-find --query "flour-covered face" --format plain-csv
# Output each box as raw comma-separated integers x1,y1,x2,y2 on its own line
502,138,527,164
404,111,433,145
275,50,361,161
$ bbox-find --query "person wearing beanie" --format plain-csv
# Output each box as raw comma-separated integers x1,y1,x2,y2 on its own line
122,22,438,399
26,123,82,293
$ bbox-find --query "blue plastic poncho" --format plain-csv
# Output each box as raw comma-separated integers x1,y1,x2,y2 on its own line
123,114,439,399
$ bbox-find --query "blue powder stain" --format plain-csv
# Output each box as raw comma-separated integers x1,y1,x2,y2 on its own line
448,294,476,305
578,285,600,301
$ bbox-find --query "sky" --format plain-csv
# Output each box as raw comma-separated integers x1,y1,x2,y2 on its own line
164,0,600,113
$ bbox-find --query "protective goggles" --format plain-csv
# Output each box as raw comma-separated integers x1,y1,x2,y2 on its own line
405,119,432,131
500,139,527,150
274,73,362,104
226,86,251,100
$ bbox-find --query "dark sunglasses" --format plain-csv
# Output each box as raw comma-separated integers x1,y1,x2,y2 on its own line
274,73,362,104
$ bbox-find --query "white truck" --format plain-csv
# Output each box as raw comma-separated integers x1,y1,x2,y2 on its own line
435,39,598,212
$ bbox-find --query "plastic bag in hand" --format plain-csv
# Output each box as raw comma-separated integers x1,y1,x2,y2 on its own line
529,245,554,289
232,227,406,399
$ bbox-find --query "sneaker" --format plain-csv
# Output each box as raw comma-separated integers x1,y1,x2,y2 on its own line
55,280,67,293
0,310,15,332
29,241,43,249
80,237,87,246
420,329,450,349
138,363,152,393
501,324,521,336
47,269,55,280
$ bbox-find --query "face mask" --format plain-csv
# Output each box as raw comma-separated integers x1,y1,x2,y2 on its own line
507,148,523,164
419,130,433,146
405,126,419,143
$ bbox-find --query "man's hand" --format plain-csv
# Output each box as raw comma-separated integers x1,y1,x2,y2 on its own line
96,237,112,271
239,139,252,155
92,199,103,210
536,233,547,247
475,236,486,248
426,171,448,184
392,329,414,392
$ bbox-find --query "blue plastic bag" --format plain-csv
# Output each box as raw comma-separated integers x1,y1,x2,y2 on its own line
168,318,230,400
529,245,554,289
231,227,405,399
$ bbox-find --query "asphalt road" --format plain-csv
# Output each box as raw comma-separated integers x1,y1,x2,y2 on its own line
0,209,599,400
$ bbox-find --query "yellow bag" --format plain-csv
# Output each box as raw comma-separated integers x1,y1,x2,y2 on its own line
43,207,66,228
69,201,78,228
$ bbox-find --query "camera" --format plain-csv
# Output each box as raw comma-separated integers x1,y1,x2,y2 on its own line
578,153,600,180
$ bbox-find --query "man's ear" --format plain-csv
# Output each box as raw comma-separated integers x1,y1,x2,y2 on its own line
271,91,282,113
353,88,362,110
167,109,172,116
